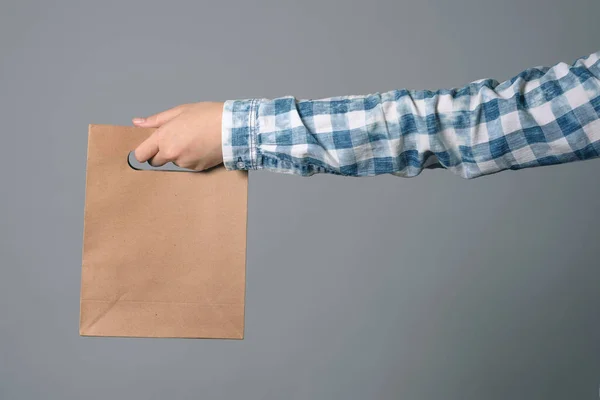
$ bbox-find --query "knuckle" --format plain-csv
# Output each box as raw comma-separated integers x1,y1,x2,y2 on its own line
176,159,194,169
179,159,202,170
155,131,167,144
162,146,180,160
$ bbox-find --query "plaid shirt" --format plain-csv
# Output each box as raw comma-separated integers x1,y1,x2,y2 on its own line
221,49,600,178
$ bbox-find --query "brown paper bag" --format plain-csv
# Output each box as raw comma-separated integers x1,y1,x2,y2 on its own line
80,124,247,339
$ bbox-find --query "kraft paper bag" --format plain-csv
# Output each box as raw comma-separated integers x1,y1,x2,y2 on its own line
80,124,248,339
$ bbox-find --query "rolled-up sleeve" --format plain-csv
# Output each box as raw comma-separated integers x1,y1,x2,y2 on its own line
222,49,600,178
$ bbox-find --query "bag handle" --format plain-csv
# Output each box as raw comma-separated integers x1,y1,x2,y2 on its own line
127,151,201,173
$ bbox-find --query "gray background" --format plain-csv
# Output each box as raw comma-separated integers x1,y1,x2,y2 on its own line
1,0,599,399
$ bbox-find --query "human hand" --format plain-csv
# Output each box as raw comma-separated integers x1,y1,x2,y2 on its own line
133,102,224,171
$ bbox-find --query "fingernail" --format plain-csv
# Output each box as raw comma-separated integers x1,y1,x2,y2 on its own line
133,117,145,124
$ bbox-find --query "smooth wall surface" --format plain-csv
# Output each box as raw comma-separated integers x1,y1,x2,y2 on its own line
1,1,599,399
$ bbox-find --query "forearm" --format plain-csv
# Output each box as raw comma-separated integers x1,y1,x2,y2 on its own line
222,50,600,178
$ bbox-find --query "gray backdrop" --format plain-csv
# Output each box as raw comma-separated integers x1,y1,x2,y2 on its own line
1,0,599,399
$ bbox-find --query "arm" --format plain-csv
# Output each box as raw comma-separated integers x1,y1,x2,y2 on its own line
222,50,600,178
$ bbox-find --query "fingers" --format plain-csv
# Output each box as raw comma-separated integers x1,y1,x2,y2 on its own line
148,151,170,167
132,105,186,128
133,104,187,165
133,128,178,167
134,131,159,163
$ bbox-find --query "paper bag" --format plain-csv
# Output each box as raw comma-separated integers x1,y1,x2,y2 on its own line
80,124,248,339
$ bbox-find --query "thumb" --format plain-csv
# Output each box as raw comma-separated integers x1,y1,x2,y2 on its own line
133,104,186,128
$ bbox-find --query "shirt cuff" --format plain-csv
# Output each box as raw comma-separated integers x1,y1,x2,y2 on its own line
221,99,260,171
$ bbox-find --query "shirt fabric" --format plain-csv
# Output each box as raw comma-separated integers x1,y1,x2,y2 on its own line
221,49,600,179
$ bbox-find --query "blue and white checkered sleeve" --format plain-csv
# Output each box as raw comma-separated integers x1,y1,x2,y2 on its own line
222,50,600,178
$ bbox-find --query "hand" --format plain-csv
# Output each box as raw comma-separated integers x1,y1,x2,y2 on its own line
133,102,224,171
